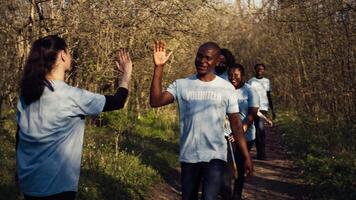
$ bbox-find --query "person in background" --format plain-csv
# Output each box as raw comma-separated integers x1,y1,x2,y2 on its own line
215,48,236,80
16,35,132,200
248,63,275,160
221,63,259,200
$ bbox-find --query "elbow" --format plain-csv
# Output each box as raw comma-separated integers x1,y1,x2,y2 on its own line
150,102,160,108
149,99,161,108
117,98,128,109
118,104,125,109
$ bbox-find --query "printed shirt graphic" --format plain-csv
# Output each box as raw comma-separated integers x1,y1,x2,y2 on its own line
166,75,239,163
16,80,105,196
248,77,271,111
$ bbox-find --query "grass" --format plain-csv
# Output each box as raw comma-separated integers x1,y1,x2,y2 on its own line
0,108,180,200
277,110,356,200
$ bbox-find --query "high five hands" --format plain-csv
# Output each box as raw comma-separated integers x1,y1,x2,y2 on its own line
153,41,172,67
115,49,132,88
116,49,132,77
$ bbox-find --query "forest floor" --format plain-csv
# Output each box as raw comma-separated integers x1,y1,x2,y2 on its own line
146,124,308,200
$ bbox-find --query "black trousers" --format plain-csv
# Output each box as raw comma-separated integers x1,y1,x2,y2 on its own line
255,110,268,159
221,141,254,200
24,191,76,200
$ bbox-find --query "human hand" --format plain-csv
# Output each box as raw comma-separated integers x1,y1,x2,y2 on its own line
115,48,132,78
244,156,254,178
227,134,235,142
266,119,273,127
153,41,172,67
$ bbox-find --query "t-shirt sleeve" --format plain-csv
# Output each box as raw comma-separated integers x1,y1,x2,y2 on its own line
166,80,178,100
226,91,239,114
266,79,271,92
248,88,260,108
69,87,106,116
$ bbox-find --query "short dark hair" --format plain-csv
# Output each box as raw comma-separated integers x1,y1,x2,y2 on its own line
229,63,245,76
254,63,266,70
220,48,236,68
199,42,221,54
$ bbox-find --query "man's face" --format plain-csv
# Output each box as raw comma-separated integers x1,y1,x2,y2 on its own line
255,65,265,78
195,47,220,76
215,55,227,74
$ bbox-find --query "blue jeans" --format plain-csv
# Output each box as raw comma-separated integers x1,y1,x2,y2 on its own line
181,159,226,200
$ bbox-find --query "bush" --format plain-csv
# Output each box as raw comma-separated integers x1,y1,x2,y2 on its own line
278,111,356,200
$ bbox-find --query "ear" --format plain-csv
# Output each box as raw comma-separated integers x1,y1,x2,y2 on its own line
219,55,224,61
216,54,224,65
60,50,68,62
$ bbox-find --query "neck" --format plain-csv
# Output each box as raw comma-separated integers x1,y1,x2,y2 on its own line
255,75,263,79
197,72,216,82
46,67,65,81
235,82,244,89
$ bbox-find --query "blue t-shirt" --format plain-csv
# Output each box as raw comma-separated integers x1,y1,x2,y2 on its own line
236,83,259,141
166,75,239,163
215,70,229,81
16,80,105,196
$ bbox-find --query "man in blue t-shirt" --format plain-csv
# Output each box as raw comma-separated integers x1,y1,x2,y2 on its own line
150,41,253,200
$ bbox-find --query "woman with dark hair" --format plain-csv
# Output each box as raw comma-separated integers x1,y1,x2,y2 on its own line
16,35,132,200
221,63,259,200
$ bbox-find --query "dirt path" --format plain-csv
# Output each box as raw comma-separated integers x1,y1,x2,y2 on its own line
147,125,307,200
243,125,307,200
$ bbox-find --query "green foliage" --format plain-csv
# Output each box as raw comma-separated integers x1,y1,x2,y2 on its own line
0,109,179,200
278,111,356,200
0,110,21,200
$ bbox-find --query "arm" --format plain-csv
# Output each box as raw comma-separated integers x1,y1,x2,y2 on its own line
227,113,253,177
267,91,276,119
102,49,132,112
150,41,174,107
242,107,258,132
103,88,128,112
257,110,273,126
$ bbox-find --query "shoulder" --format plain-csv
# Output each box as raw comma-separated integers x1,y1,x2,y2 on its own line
171,75,195,86
215,76,233,88
263,77,270,82
248,77,256,83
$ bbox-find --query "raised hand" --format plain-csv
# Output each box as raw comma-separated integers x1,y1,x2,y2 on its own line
153,41,172,67
115,48,132,77
115,49,132,89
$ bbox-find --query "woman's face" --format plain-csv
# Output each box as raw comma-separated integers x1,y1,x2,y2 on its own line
228,68,243,88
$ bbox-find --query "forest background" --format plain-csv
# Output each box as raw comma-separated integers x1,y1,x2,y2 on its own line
0,0,355,199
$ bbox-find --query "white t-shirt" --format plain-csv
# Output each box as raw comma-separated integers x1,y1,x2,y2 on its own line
248,77,271,111
166,74,239,163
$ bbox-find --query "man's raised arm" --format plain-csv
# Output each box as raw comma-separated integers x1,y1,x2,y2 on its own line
150,41,174,108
